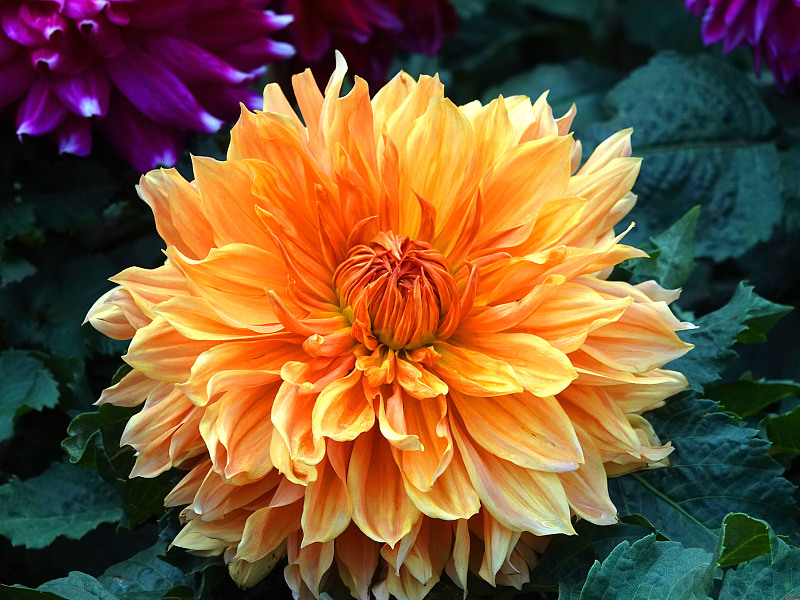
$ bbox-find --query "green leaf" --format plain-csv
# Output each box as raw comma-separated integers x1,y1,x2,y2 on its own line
781,145,800,233
717,513,772,568
668,283,791,390
764,406,800,455
63,404,178,530
484,59,620,134
0,586,64,600
625,205,700,289
520,0,602,23
0,462,121,549
608,394,800,552
38,573,118,600
0,349,60,442
98,542,190,600
718,526,800,600
0,201,36,249
706,376,800,418
449,0,489,18
584,53,780,261
528,521,654,599
578,535,713,600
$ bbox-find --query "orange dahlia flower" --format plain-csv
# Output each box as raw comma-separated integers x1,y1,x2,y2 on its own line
87,53,693,599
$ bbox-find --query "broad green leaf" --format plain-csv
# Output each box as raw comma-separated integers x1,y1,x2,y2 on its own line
584,53,780,261
484,59,620,134
0,586,64,600
528,521,654,600
579,535,713,600
39,573,117,600
782,145,800,233
668,283,791,390
764,406,800,455
624,205,700,289
0,251,37,285
98,542,190,600
717,513,772,568
450,0,489,18
62,403,138,471
706,376,800,418
520,0,602,23
0,255,119,361
63,404,178,530
719,526,800,600
0,349,60,442
608,394,800,552
617,0,705,53
0,462,121,549
0,201,36,250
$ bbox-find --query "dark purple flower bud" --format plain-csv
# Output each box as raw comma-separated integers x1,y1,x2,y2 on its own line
0,0,295,170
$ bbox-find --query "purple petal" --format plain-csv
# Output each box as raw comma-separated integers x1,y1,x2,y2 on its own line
49,64,111,117
77,14,126,57
144,35,253,85
123,0,195,29
29,29,95,74
103,45,222,132
0,30,19,62
103,2,130,26
190,83,261,121
100,93,185,172
0,53,37,108
56,113,92,156
0,2,66,46
187,7,294,49
61,0,107,20
217,38,295,72
16,80,69,137
753,0,779,41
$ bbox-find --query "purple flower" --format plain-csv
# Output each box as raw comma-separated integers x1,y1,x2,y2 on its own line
0,0,295,171
687,0,800,93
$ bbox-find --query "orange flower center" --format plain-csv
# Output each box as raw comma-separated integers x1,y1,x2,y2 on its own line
334,232,458,351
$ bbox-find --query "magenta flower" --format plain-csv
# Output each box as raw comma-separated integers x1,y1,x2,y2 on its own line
277,0,456,85
0,0,295,171
686,0,800,93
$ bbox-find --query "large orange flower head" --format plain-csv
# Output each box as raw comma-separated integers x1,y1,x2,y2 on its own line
87,53,693,600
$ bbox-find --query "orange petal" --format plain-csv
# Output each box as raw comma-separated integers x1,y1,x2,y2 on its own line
312,369,375,442
558,425,618,525
271,380,325,467
235,501,302,562
302,455,352,546
348,428,420,546
191,156,275,250
402,448,480,521
166,243,288,326
110,262,188,319
392,395,452,492
479,135,574,246
124,316,213,383
97,369,156,407
335,523,381,600
137,168,215,260
450,390,582,472
450,416,574,535
453,332,576,397
432,341,522,397
520,281,632,353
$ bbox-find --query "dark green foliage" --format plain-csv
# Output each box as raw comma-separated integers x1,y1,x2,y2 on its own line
608,395,800,551
0,462,121,549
